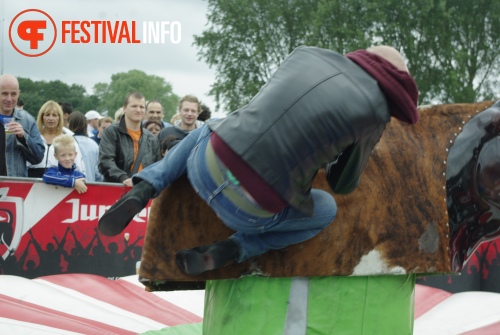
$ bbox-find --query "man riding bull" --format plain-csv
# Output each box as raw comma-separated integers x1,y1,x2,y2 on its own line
98,45,419,276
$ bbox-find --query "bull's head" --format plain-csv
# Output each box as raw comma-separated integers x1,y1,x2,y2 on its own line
448,101,500,272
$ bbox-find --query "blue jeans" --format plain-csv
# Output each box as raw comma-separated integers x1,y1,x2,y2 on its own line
134,125,338,262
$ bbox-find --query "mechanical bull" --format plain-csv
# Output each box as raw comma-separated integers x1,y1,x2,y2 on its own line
138,101,499,290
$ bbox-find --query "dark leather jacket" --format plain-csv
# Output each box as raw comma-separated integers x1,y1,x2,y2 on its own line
209,46,390,214
98,117,160,183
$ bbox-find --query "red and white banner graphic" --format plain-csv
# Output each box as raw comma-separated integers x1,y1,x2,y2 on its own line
0,178,150,278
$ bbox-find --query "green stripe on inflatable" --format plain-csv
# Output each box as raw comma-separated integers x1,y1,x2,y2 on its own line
140,323,203,335
203,275,415,335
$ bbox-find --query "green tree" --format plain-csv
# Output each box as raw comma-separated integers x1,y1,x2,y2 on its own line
17,78,98,118
195,0,500,110
194,0,319,112
370,0,500,103
17,78,45,117
308,0,374,53
93,69,179,121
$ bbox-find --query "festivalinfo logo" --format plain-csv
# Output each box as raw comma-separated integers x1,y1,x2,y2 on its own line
9,9,182,57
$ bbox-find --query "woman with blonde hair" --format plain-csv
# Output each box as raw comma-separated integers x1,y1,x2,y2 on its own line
27,100,86,178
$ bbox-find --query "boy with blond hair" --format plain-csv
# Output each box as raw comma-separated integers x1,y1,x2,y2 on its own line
43,134,87,194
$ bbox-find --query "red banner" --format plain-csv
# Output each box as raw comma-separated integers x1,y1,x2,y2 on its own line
0,178,150,279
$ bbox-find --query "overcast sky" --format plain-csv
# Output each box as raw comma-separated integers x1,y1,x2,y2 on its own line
1,0,222,115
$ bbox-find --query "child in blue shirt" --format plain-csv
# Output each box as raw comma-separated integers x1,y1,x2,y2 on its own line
43,134,87,194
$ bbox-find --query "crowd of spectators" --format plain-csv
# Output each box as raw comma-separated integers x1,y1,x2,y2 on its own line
0,73,213,193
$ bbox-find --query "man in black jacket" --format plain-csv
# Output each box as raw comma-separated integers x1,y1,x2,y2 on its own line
99,46,419,276
98,91,160,186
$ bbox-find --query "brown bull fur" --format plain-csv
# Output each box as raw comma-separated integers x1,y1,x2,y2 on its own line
139,101,494,290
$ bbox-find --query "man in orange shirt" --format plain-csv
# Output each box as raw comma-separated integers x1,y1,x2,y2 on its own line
98,91,160,186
